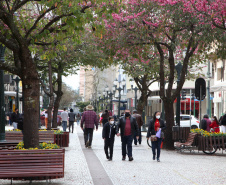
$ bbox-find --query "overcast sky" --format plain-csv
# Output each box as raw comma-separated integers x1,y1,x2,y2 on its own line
62,71,80,90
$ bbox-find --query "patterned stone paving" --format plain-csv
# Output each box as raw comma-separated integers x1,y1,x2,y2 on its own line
1,125,226,185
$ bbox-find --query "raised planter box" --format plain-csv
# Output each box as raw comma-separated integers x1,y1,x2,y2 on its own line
197,135,226,151
54,132,69,147
0,148,65,182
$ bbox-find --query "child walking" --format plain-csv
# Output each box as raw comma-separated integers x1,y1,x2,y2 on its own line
102,116,117,161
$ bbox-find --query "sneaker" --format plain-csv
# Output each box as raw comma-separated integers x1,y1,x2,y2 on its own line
108,158,112,161
157,159,160,162
85,141,89,148
88,146,91,149
106,155,109,160
122,156,126,161
153,155,156,160
129,157,133,161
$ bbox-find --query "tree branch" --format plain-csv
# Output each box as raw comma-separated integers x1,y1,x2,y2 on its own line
26,5,57,38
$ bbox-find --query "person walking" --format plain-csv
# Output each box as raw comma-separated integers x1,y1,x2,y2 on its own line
61,108,68,132
201,114,211,132
102,116,117,161
116,109,139,161
132,110,143,145
76,113,81,126
68,109,76,133
11,108,20,129
80,105,98,148
147,111,166,162
210,116,220,133
101,109,109,127
44,111,48,129
220,113,226,133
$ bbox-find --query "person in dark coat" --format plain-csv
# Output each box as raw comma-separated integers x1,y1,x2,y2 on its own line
11,108,20,129
132,110,143,145
147,111,166,162
102,116,117,161
101,109,109,127
116,110,139,161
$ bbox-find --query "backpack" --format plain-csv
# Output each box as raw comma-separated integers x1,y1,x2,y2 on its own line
200,119,207,130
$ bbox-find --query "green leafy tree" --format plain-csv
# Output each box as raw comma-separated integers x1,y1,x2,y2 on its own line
0,0,111,148
76,102,90,113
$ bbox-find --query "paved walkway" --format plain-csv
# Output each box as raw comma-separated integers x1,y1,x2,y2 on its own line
1,125,226,185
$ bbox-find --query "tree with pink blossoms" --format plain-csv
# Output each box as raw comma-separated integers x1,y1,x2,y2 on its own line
95,0,224,149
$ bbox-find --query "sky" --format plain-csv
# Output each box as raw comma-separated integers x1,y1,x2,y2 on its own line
62,71,80,90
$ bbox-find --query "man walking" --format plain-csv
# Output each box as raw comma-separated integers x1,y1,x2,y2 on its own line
132,110,143,145
61,108,68,132
68,109,76,133
11,108,20,129
116,110,139,161
81,105,98,148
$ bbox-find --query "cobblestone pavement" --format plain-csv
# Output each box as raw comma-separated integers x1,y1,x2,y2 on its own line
1,125,226,185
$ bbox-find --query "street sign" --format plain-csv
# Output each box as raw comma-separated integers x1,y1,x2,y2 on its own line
195,78,206,100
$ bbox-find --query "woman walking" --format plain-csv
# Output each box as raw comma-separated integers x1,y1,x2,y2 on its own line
147,111,166,162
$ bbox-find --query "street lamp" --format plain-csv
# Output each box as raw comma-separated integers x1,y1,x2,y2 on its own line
12,76,21,112
129,78,138,109
113,78,126,118
0,44,6,141
105,85,114,115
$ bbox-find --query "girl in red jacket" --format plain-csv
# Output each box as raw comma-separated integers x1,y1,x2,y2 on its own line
210,116,220,133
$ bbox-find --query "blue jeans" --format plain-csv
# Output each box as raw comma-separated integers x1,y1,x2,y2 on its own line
62,121,67,132
134,128,142,145
121,135,133,157
151,138,162,159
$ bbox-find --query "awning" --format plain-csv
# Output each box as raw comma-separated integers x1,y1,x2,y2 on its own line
112,100,127,103
210,81,226,92
148,96,161,100
4,91,22,97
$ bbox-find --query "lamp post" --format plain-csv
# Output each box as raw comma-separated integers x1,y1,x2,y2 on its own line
175,62,183,128
129,79,138,110
105,85,114,115
0,44,6,141
12,76,21,112
113,78,126,118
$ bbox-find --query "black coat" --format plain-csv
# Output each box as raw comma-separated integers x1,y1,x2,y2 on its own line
11,112,20,123
220,114,226,126
116,116,139,137
147,118,166,138
102,122,117,139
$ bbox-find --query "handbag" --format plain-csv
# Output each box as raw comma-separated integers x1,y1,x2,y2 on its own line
150,135,157,141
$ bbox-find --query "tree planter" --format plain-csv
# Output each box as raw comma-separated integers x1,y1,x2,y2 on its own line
54,132,69,147
0,149,65,182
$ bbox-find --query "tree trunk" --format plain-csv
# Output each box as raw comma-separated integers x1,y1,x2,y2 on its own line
52,65,63,128
46,60,54,130
137,92,148,115
21,48,39,149
163,101,175,150
52,95,61,128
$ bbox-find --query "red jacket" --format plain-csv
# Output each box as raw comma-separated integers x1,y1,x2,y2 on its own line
210,121,220,133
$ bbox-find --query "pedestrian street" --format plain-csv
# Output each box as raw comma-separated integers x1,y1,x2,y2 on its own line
1,125,226,185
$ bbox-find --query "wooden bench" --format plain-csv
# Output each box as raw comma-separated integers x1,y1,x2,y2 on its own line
0,149,65,184
5,131,55,144
174,132,198,152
